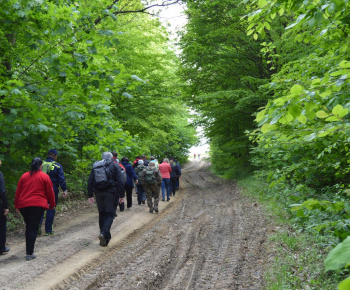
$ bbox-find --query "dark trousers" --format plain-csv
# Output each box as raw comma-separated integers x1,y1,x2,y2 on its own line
170,177,177,196
125,184,133,208
20,207,44,255
40,191,58,233
96,191,115,244
0,204,7,252
136,184,146,204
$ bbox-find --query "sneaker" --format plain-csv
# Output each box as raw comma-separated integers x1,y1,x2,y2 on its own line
167,198,170,201
99,234,107,247
26,254,36,261
149,209,153,214
141,200,145,204
154,207,159,213
0,247,10,255
45,231,55,236
162,199,165,201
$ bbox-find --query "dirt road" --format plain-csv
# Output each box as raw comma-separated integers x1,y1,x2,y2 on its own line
0,160,268,289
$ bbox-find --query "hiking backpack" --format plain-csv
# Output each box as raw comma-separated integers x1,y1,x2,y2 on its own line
143,167,157,185
42,160,56,175
119,164,127,184
93,160,111,190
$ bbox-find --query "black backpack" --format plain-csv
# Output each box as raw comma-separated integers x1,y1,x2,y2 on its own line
93,160,111,190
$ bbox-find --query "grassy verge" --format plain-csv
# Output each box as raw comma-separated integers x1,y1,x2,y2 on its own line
237,175,341,289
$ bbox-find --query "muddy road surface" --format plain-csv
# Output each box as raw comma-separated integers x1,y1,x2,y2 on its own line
0,160,269,289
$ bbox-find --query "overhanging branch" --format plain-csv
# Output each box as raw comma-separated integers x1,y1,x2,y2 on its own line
94,0,183,25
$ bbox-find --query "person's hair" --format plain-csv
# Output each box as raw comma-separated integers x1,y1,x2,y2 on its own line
150,156,155,160
111,151,118,158
121,156,129,163
30,158,42,176
163,158,169,163
142,154,146,159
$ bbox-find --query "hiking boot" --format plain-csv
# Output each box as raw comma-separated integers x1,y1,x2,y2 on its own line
167,198,170,201
162,199,165,201
26,254,36,261
45,231,55,236
149,209,153,214
141,200,145,204
99,234,107,247
154,207,159,213
0,247,10,255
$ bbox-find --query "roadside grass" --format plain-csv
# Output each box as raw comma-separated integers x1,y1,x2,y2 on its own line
238,175,341,289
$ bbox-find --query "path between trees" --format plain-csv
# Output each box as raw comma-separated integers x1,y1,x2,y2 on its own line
0,160,270,289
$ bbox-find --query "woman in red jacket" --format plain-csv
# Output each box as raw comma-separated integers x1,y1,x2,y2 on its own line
15,157,56,261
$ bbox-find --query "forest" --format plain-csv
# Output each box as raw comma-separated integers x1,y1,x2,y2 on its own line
2,0,350,288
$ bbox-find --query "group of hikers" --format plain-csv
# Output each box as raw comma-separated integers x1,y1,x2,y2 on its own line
0,150,182,261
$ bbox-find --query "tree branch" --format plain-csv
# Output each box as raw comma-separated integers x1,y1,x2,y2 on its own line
94,0,183,25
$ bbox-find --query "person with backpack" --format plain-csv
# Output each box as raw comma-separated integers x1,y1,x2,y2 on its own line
140,161,162,213
121,157,138,209
0,159,10,255
87,152,125,247
38,149,67,236
169,159,181,197
112,151,126,212
174,159,181,191
134,160,146,205
15,158,56,260
159,158,172,201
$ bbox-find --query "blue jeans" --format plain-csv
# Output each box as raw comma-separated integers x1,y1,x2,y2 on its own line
161,178,170,200
40,191,58,233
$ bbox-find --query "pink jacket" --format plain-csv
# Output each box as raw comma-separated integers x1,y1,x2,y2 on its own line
159,162,172,178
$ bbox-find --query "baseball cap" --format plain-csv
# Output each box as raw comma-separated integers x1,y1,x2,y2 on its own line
48,149,58,155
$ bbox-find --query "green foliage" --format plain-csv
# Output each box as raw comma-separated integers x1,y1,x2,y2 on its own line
179,0,272,177
0,0,197,204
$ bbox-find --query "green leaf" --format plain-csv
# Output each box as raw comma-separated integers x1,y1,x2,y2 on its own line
325,236,350,271
297,115,307,124
325,116,340,122
316,110,329,118
332,104,348,118
290,84,304,94
339,277,350,290
304,133,316,141
258,0,267,8
256,109,266,122
288,105,302,118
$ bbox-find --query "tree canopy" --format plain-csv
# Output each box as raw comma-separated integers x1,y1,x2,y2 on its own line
0,0,197,191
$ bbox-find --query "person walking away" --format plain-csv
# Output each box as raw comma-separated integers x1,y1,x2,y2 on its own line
194,153,196,159
159,158,172,201
141,154,149,166
150,156,159,169
140,161,162,213
87,152,125,247
198,153,201,160
0,159,10,255
169,159,181,197
121,157,138,209
112,151,126,212
15,158,56,260
174,159,181,191
39,149,67,236
134,160,146,205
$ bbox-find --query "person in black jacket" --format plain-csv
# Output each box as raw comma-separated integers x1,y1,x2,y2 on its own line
87,152,125,247
169,158,181,197
0,159,10,254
